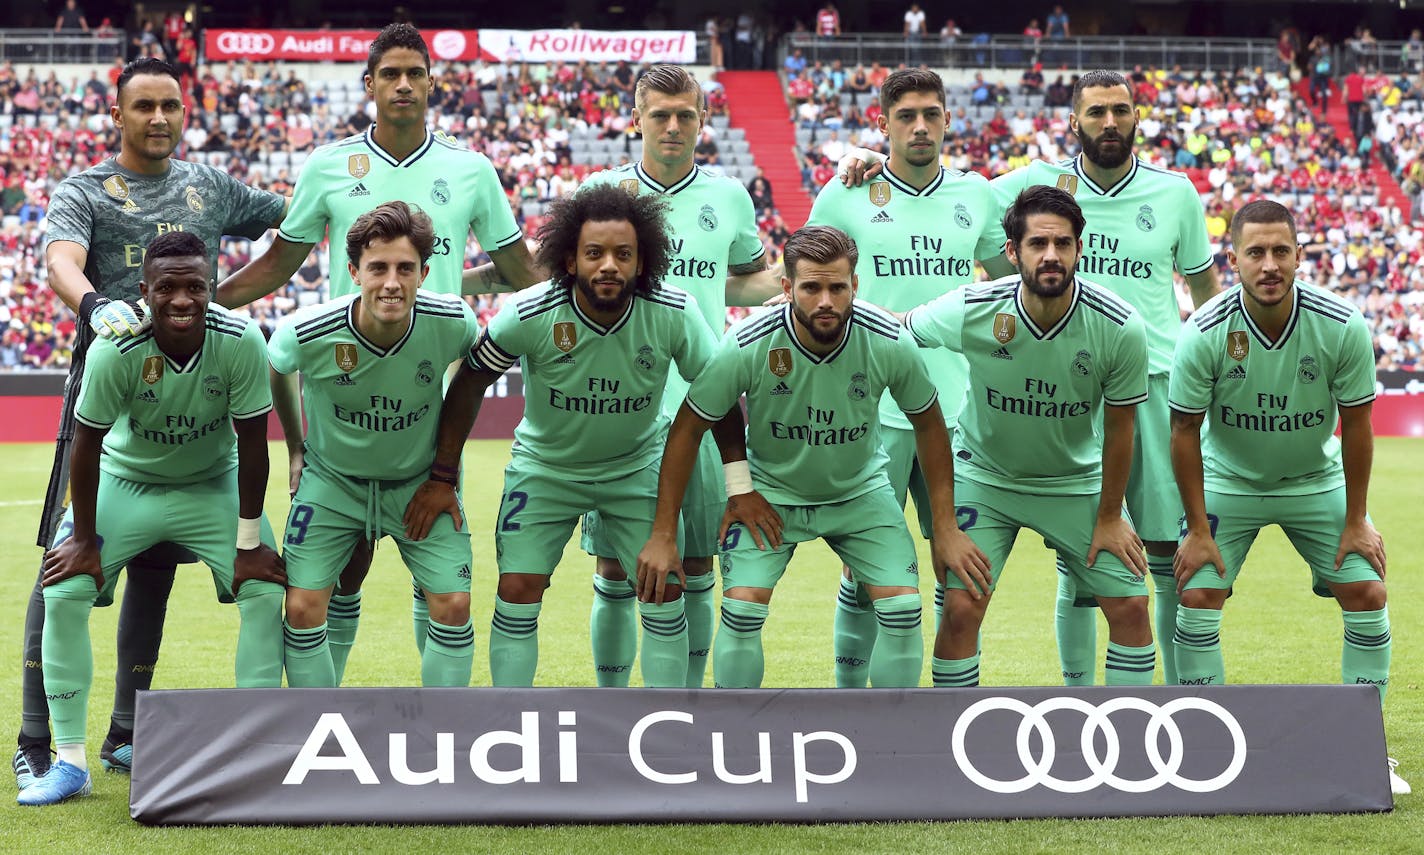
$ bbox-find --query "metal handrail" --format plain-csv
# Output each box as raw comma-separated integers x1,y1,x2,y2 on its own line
0,28,127,64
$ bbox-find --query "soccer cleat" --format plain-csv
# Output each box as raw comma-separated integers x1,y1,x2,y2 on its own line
15,759,91,805
100,738,133,774
13,743,53,791
1390,757,1411,796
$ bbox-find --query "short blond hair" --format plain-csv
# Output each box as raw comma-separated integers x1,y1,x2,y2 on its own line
635,64,703,112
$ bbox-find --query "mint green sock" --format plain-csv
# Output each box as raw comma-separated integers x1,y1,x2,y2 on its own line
590,574,636,687
1149,556,1179,685
1105,640,1156,686
833,574,874,687
933,581,946,634
1342,607,1391,703
869,593,922,687
42,592,95,746
1055,560,1097,685
326,591,361,685
1172,606,1224,686
638,599,689,687
931,655,979,688
713,599,769,688
422,618,474,687
283,621,335,687
683,571,716,688
489,597,541,687
234,582,284,688
412,585,429,655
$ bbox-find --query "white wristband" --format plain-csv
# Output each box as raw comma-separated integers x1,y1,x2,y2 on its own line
723,460,753,496
236,517,261,550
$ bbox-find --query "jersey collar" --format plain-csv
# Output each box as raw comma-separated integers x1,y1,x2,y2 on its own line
1072,153,1138,197
363,125,435,168
1237,282,1301,350
346,297,414,357
881,164,945,196
1014,279,1081,340
569,288,635,336
781,304,851,364
634,162,699,195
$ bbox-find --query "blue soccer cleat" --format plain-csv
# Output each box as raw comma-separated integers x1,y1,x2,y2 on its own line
100,738,133,774
16,759,91,805
13,743,53,791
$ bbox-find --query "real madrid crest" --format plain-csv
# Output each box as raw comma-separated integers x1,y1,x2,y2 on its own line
768,347,793,377
1055,174,1079,195
1227,330,1249,362
185,185,204,213
1135,204,1156,232
993,312,1016,344
1298,355,1318,383
553,322,577,353
103,175,130,201
416,359,435,386
203,374,223,399
619,178,640,197
953,202,972,229
1072,349,1092,376
334,343,359,373
348,154,371,179
141,356,163,385
698,204,718,232
635,345,655,371
431,178,450,206
847,372,868,401
868,182,892,207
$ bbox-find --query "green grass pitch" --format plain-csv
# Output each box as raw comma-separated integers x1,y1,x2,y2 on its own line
1,438,1421,852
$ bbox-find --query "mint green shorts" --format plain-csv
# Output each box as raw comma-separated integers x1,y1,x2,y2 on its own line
1125,378,1182,543
582,431,721,560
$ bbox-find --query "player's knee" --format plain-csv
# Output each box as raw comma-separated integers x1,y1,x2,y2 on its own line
1100,595,1151,628
945,588,989,623
235,579,284,603
594,555,628,581
497,573,549,604
1334,580,1386,612
1179,587,1227,610
284,589,329,628
335,539,374,595
426,591,472,625
840,564,855,582
683,556,713,577
724,585,772,605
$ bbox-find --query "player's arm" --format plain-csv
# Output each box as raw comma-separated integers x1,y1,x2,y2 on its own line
837,146,887,186
46,240,146,338
979,253,1015,279
215,236,315,309
907,401,991,598
1184,266,1222,310
725,258,784,306
1169,407,1224,592
232,414,286,595
269,367,305,496
1336,401,1385,577
636,403,716,603
1088,402,1147,576
461,241,545,295
41,422,106,588
402,363,503,540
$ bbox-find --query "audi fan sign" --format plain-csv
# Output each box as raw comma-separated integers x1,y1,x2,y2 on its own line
204,29,488,63
129,686,1392,824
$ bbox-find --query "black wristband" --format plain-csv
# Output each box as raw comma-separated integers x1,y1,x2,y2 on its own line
428,472,459,486
78,292,105,324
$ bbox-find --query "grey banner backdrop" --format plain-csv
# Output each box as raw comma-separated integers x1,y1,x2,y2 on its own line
130,686,1391,825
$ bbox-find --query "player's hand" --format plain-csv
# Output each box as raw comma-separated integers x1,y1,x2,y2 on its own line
90,297,150,339
761,292,790,307
287,448,304,497
1088,514,1148,577
719,490,783,550
42,537,104,590
936,527,992,599
1336,518,1386,579
635,531,686,605
232,543,287,596
837,147,885,187
402,479,462,541
1173,527,1226,594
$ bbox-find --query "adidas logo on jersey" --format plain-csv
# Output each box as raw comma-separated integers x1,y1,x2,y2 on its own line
870,210,894,224
770,381,793,396
556,354,575,364
135,389,158,404
1224,365,1247,380
991,346,1012,360
348,182,371,198
335,373,356,386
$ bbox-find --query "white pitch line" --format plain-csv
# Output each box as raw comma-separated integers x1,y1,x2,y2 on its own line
0,499,43,507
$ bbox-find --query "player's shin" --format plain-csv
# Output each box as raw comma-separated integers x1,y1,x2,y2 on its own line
1172,606,1225,686
833,571,875,687
638,598,690,688
590,574,636,687
326,590,362,684
283,621,336,687
682,568,717,687
1148,554,1179,685
411,585,429,654
713,599,769,688
489,597,541,687
41,590,96,757
868,593,923,688
1342,607,1391,702
233,582,284,688
19,570,51,745
1054,561,1097,686
111,558,176,734
422,618,475,688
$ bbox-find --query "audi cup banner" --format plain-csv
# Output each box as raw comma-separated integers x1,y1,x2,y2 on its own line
130,686,1391,825
204,30,487,63
477,29,696,64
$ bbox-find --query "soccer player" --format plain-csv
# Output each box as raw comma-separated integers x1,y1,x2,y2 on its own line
1168,200,1407,795
577,65,770,688
903,186,1153,688
18,56,286,789
269,201,480,689
19,232,285,806
986,70,1218,686
404,184,718,688
217,22,542,679
807,67,1014,687
637,225,977,689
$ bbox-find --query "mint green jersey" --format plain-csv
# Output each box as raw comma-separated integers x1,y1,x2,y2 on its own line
809,165,1005,430
469,280,716,480
278,126,523,297
1168,282,1375,496
990,156,1213,375
268,291,480,480
687,301,937,506
906,277,1148,495
74,304,271,484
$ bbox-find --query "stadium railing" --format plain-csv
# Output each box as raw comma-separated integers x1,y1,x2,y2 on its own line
0,29,125,64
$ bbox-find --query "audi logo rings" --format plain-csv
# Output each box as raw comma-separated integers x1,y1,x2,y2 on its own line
216,32,276,55
951,696,1247,794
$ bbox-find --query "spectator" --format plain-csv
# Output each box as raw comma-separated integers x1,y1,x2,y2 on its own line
1021,63,1045,96
746,168,774,213
904,4,927,66
1046,5,1070,40
784,48,807,78
815,4,841,38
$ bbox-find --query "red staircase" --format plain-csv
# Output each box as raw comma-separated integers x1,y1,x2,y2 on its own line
1319,86,1408,214
718,71,812,229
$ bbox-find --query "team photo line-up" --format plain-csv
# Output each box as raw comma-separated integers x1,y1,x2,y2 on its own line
11,22,1399,807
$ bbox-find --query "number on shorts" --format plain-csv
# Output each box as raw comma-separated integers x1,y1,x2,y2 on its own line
721,527,741,551
1179,513,1221,539
500,491,528,532
286,504,314,545
955,506,979,531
